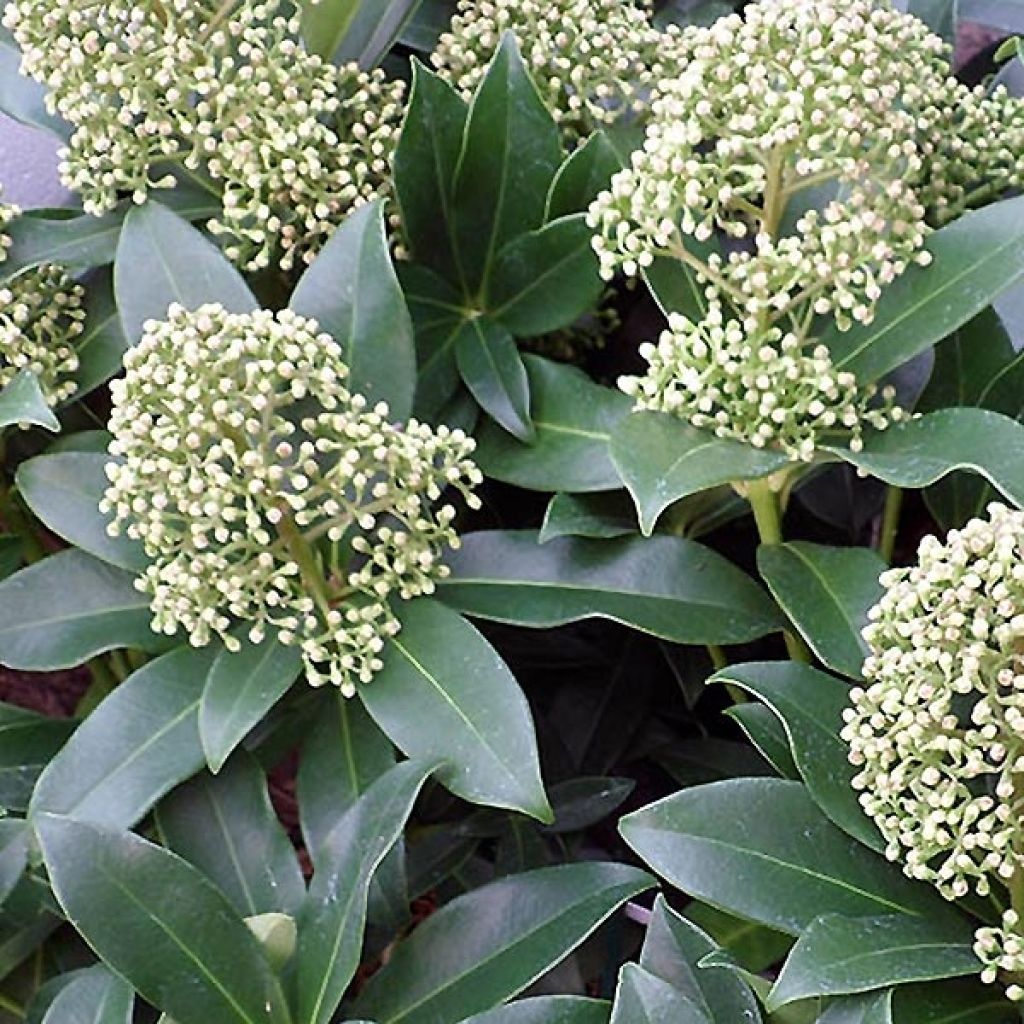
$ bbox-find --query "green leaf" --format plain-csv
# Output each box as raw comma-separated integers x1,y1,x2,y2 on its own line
0,372,59,432
821,195,1024,382
818,990,895,1024
755,543,884,679
455,317,532,439
475,355,632,492
293,759,437,1024
302,0,421,66
360,598,552,821
0,820,27,905
609,963,711,1024
457,997,611,1024
768,914,979,1009
30,646,215,829
0,549,160,670
3,209,123,278
611,413,789,535
0,534,20,581
539,492,636,543
906,0,957,45
825,408,1024,505
17,453,147,572
642,249,714,322
641,895,762,1023
39,965,133,1024
156,752,305,917
891,977,1019,1022
289,201,416,420
0,875,62,977
452,33,562,295
487,215,603,337
439,531,783,645
713,661,880,850
199,631,302,774
725,702,799,779
393,63,468,285
619,778,956,936
73,271,132,398
299,0,359,59
0,26,69,139
546,132,622,221
36,814,291,1024
682,902,792,975
351,862,654,1023
114,201,257,344
543,777,635,834
0,703,76,812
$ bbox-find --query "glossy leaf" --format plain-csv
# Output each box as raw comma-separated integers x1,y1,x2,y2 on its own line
458,997,611,1024
612,963,711,1024
73,272,132,397
475,355,632,492
756,542,884,679
455,317,532,439
0,371,59,432
293,759,437,1024
199,631,302,773
360,598,552,820
826,408,1024,505
0,703,76,812
0,549,159,670
351,862,654,1023
543,777,635,834
114,201,257,344
611,412,789,535
39,964,133,1024
36,814,291,1024
815,991,894,1024
891,977,1019,1022
714,661,879,849
3,210,123,278
17,453,147,572
725,702,799,779
439,531,783,645
487,215,603,337
546,132,621,221
156,753,305,917
452,33,562,294
619,778,956,936
768,913,978,1008
302,0,421,67
821,195,1024,382
643,254,711,322
30,646,215,829
0,820,27,905
540,492,636,543
290,200,416,419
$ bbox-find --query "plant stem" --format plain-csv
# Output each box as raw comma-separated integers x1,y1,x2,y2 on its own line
77,658,118,716
109,650,133,681
275,511,332,615
707,644,728,671
0,992,24,1019
878,485,903,565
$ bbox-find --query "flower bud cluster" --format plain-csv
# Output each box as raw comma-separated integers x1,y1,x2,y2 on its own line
977,911,1024,1001
432,0,671,140
2,0,404,272
842,503,1024,998
102,304,482,694
620,306,903,461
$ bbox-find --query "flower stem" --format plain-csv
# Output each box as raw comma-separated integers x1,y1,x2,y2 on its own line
0,991,24,1018
878,485,903,565
275,511,332,616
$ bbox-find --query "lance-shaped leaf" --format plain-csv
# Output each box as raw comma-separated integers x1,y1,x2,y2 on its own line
0,702,76,812
39,964,134,1024
36,814,291,1024
539,492,636,543
292,759,437,1024
438,531,783,646
619,779,957,936
458,997,611,1024
609,963,711,1024
0,549,160,670
0,26,68,139
301,0,421,67
817,990,894,1024
3,209,123,278
360,598,552,821
17,453,147,572
30,646,215,829
289,200,416,420
114,201,257,344
71,272,132,397
756,542,885,679
726,702,799,779
768,913,979,1009
0,371,59,432
546,132,621,221
0,820,27,905
890,976,1018,1021
611,412,790,535
351,862,654,1023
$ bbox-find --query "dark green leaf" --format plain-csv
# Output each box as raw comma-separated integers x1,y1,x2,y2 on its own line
768,914,978,1008
351,862,654,1023
0,534,20,581
543,777,635,834
821,195,1024,382
710,661,881,851
0,549,160,670
619,778,956,936
0,372,59,432
199,631,302,773
452,33,562,295
818,990,895,1024
290,200,416,420
30,645,215,829
17,453,147,572
293,759,437,1024
114,201,257,344
540,492,636,543
487,215,603,337
546,132,622,221
439,531,783,645
609,963,711,1024
756,543,884,679
475,355,632,492
39,964,133,1024
725,703,799,779
0,875,62,977
0,703,76,812
455,317,532,439
3,210,122,278
654,738,773,789
458,997,611,1024
611,412,789,535
36,814,291,1024
156,752,305,917
682,902,792,975
891,977,1019,1022
643,250,713,322
360,598,551,820
73,272,132,397
0,820,27,905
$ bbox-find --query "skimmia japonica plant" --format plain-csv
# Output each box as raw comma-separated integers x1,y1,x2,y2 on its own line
3,0,1024,1022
